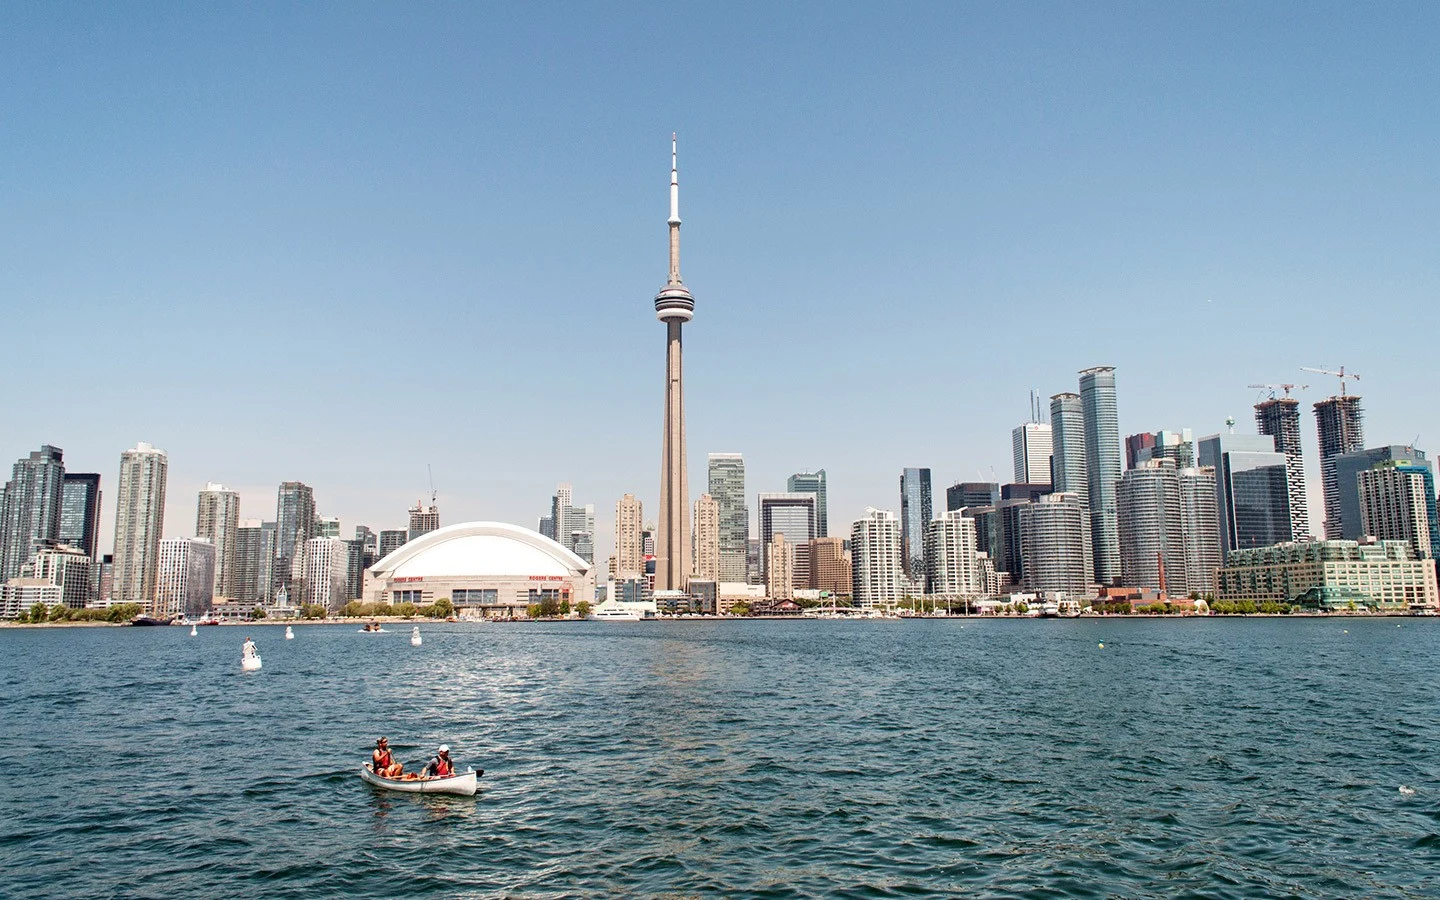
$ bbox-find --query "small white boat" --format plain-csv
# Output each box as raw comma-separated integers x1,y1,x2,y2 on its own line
588,605,643,621
285,626,294,640
359,624,388,633
190,624,198,636
360,763,479,796
411,626,422,647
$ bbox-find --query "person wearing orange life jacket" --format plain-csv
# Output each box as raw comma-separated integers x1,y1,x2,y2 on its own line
372,737,403,777
421,745,455,778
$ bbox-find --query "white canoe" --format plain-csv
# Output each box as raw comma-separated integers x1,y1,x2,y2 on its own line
360,763,479,796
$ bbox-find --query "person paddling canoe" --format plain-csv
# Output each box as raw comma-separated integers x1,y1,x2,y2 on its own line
372,737,403,777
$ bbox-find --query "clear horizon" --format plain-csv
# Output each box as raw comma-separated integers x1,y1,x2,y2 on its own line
3,4,1437,564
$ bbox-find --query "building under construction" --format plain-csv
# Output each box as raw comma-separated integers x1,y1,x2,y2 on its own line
1255,397,1310,540
1315,395,1364,539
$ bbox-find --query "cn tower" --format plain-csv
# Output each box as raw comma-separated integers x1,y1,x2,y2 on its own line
654,134,694,591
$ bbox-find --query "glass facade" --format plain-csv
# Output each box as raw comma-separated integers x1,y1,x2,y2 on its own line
59,472,101,560
899,468,932,577
708,454,748,583
786,470,827,538
1080,367,1121,585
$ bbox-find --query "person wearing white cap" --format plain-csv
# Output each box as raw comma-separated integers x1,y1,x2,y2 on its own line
421,744,455,778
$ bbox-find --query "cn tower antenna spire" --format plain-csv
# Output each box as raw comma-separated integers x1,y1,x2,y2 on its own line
667,132,682,283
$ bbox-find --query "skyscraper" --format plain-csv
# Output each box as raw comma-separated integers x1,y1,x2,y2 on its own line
408,502,439,541
925,510,983,596
59,472,101,561
851,508,903,608
707,453,748,584
196,482,241,600
1254,398,1310,540
765,533,794,600
0,445,66,583
1314,394,1364,538
547,483,595,563
155,537,215,619
1020,492,1092,596
233,521,276,604
1079,366,1121,585
615,493,645,577
654,134,695,592
302,536,349,611
1049,393,1088,504
693,493,720,581
1116,460,1183,592
1358,462,1436,562
786,470,828,538
899,467,932,577
1198,433,1292,556
112,442,168,609
274,481,316,603
378,529,407,561
946,482,998,512
1335,446,1433,542
1178,467,1222,597
758,492,818,588
1012,423,1053,485
807,537,851,595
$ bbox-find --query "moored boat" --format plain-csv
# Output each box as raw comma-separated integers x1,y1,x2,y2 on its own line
360,763,480,796
130,616,174,626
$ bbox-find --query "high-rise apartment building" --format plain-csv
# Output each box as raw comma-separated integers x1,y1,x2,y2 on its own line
274,481,316,603
233,521,276,603
758,492,818,589
786,470,828,538
1358,463,1435,562
1020,492,1092,596
59,473,101,561
708,454,748,584
851,508,903,609
807,537,851,595
378,529,407,561
408,502,439,541
1012,423,1053,485
112,442,168,610
614,493,645,577
1116,460,1183,593
546,483,595,563
1178,467,1222,597
316,516,341,539
1,445,67,583
765,533,794,600
1079,366,1121,585
1333,446,1431,543
1314,395,1364,538
924,510,983,596
354,525,378,569
1198,433,1292,557
155,537,215,619
899,467,932,577
1049,393,1088,502
1128,430,1196,470
692,493,720,581
302,536,350,611
22,544,92,609
947,482,998,512
196,483,241,600
1255,398,1310,539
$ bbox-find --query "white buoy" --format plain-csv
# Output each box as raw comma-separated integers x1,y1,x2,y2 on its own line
241,638,262,671
190,624,198,636
411,626,422,647
285,625,294,640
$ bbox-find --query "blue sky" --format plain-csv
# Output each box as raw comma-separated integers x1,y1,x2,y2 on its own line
2,3,1437,561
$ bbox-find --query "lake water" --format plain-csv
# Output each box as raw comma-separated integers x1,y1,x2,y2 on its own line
1,618,1438,898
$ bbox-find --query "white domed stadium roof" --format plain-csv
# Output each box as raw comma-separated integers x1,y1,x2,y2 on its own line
372,522,590,579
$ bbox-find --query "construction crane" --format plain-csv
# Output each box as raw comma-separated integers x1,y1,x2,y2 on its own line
1301,366,1360,396
1247,382,1307,400
427,464,437,509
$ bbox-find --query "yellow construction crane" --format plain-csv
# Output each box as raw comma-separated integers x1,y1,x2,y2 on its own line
1247,382,1307,400
1301,366,1360,396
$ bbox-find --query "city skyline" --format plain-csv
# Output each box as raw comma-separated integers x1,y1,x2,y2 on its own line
2,6,1437,569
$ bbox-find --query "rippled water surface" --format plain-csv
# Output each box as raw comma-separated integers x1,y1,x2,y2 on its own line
2,618,1439,898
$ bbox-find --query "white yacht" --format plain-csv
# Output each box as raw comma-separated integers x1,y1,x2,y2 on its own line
588,604,646,621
